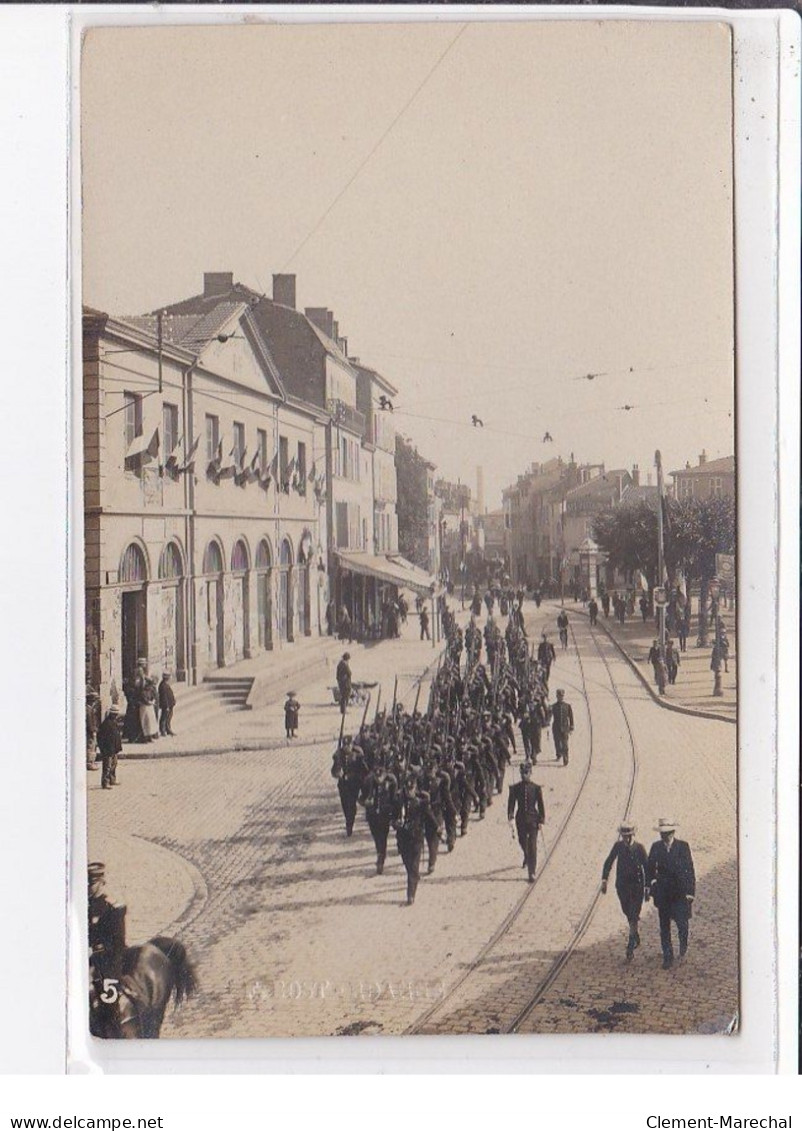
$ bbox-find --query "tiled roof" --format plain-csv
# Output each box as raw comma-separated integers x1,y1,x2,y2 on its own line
565,470,629,501
671,455,735,477
122,305,245,351
619,484,659,506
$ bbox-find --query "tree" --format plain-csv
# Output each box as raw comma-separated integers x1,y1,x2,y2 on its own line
395,435,430,568
592,501,659,585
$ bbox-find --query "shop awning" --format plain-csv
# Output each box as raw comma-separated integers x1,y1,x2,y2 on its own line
335,551,436,595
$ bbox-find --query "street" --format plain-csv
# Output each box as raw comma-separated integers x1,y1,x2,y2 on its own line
88,601,738,1039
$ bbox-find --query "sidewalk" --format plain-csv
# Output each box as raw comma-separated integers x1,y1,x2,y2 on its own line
115,612,455,761
555,599,737,723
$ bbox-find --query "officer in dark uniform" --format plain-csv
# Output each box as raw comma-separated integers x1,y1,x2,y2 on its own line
550,689,574,765
331,737,364,836
393,773,434,905
507,762,546,882
601,821,649,960
87,864,126,990
647,818,696,969
537,634,556,682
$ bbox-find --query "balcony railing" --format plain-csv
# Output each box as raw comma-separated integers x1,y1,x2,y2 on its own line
328,398,366,436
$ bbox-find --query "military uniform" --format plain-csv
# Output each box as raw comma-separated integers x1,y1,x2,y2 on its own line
360,768,397,874
507,771,546,881
550,694,574,765
331,741,365,836
394,786,434,905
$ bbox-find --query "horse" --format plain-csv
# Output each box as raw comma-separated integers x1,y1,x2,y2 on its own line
90,936,197,1039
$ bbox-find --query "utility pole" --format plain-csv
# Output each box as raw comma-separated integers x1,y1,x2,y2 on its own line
157,310,164,394
655,449,666,661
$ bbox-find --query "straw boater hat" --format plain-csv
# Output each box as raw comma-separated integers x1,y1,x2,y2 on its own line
618,821,636,835
654,817,678,832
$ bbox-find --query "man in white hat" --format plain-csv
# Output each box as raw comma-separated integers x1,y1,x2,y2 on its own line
647,818,696,968
601,821,648,961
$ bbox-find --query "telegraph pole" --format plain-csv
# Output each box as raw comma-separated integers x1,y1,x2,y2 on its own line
655,449,666,661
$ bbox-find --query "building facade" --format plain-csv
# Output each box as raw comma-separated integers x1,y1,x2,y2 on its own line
671,451,735,501
83,296,328,703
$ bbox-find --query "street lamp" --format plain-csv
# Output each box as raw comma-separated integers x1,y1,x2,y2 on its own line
708,575,723,697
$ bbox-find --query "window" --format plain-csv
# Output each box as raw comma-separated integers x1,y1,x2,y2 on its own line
297,442,307,495
341,436,348,478
162,403,179,455
711,477,723,499
205,414,219,464
336,502,348,548
257,428,267,471
279,435,289,485
233,422,246,466
123,392,143,448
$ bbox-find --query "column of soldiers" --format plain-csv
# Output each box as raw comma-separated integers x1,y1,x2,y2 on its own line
330,593,571,905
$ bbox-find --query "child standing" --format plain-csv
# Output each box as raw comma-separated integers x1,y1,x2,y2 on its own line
284,692,300,739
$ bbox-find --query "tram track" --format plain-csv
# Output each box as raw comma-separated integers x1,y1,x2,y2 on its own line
408,613,640,1036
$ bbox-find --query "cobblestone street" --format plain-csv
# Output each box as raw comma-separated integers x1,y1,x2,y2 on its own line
88,601,737,1040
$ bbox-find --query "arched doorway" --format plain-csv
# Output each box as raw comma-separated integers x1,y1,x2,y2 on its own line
158,542,186,680
256,538,273,651
120,542,149,684
202,540,225,668
297,532,313,637
231,539,250,661
278,537,294,643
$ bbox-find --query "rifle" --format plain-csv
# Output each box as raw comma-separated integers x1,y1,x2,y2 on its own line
391,675,398,715
338,709,346,748
373,684,382,724
412,680,422,716
360,690,372,732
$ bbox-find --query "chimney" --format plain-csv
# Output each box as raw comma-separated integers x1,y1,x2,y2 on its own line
339,337,348,356
332,320,339,341
699,449,707,465
272,274,296,309
305,307,330,335
631,463,640,486
204,272,234,297
325,311,335,339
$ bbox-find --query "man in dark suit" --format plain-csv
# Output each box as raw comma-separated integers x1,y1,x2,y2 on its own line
507,762,546,882
97,704,122,789
601,821,649,961
550,689,574,766
336,652,352,716
647,818,696,968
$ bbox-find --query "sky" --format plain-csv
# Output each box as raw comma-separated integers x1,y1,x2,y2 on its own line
82,19,735,509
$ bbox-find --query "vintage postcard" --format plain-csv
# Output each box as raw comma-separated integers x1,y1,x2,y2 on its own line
81,20,737,1041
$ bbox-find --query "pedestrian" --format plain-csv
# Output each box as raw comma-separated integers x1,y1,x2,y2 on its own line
639,594,649,623
601,591,611,619
96,704,122,789
419,605,431,641
284,691,300,739
139,674,159,743
86,684,101,771
338,605,353,644
550,688,574,766
158,671,176,736
588,597,599,626
557,609,569,650
601,822,648,961
665,639,680,685
325,600,335,637
719,628,730,673
647,818,696,969
647,639,667,696
471,590,483,617
677,614,689,653
507,761,546,882
336,652,352,716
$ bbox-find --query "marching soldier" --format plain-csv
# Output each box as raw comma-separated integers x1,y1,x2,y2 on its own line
360,763,397,874
601,822,648,961
393,773,434,905
507,762,546,882
537,633,556,682
550,688,574,766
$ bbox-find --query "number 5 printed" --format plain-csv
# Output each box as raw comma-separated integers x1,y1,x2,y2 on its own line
100,978,119,1004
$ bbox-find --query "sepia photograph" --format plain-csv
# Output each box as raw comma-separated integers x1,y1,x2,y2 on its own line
81,19,738,1043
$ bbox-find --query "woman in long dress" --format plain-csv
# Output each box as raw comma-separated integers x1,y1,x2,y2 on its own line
139,678,160,742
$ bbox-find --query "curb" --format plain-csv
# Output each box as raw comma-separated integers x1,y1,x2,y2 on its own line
118,642,451,761
567,605,736,726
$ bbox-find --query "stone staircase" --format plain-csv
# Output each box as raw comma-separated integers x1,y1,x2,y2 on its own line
172,676,254,735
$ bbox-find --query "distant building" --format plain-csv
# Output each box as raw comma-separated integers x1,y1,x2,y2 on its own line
671,451,735,502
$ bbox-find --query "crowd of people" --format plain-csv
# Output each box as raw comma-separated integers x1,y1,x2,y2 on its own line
330,591,575,903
